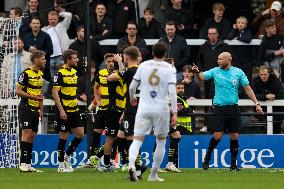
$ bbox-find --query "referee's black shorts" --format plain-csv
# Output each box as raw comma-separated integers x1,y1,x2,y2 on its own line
212,104,241,133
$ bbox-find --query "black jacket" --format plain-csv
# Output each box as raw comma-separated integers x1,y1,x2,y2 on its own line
117,36,149,60
227,28,253,62
90,15,113,41
259,34,284,62
197,40,232,71
159,35,189,72
252,74,284,101
138,18,164,39
164,7,193,38
199,17,231,40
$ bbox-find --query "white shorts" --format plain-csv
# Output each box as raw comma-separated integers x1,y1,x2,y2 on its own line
134,112,170,137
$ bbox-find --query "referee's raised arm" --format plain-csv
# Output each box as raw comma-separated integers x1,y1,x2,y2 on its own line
192,63,205,81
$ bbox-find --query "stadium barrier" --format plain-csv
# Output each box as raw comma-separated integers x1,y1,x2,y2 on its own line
28,134,284,168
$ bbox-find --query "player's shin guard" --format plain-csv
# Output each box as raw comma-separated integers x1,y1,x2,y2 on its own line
66,137,83,156
58,138,67,162
206,137,221,158
230,140,239,167
168,138,180,163
90,131,101,156
20,141,30,164
117,137,127,165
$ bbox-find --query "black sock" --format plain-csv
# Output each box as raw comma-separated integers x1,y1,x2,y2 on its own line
135,151,142,171
27,143,33,165
117,137,127,165
230,140,239,167
206,137,220,159
126,140,133,164
111,139,118,160
168,138,180,163
104,155,111,166
66,137,83,156
91,131,101,155
20,141,30,164
96,144,105,158
57,138,67,162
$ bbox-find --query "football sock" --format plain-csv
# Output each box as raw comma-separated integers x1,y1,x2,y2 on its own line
230,140,239,167
129,139,143,170
20,141,30,164
57,138,67,162
206,137,220,158
117,137,127,165
150,138,166,178
66,137,82,156
168,137,180,163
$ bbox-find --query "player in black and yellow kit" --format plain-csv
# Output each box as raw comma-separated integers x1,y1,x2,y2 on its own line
108,46,146,180
17,50,45,172
90,53,126,171
52,49,84,173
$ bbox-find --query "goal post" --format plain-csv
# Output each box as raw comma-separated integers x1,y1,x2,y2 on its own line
0,17,22,168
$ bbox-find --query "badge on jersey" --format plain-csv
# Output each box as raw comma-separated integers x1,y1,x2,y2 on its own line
53,76,58,82
150,90,157,98
232,79,237,86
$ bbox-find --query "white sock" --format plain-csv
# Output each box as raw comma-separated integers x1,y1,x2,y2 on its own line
59,162,64,168
150,138,166,178
20,163,26,167
128,139,143,170
136,170,141,176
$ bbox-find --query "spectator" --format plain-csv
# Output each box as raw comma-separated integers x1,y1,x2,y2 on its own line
159,21,189,81
9,7,23,19
197,27,232,97
107,0,137,38
259,19,284,81
252,1,284,38
117,21,149,60
90,3,113,41
23,16,53,82
42,10,72,79
19,0,46,39
227,16,253,81
77,63,96,102
252,66,284,134
199,2,231,40
164,0,193,38
138,8,164,39
146,0,168,25
181,65,201,100
1,38,31,95
69,25,104,77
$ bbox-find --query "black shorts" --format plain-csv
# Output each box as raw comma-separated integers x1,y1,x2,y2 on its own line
169,125,179,135
212,105,241,133
55,110,83,132
119,113,135,136
94,110,122,137
18,105,39,133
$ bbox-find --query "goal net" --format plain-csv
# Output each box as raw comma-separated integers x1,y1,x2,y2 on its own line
0,17,21,168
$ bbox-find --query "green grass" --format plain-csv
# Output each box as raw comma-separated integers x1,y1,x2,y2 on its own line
1,168,284,189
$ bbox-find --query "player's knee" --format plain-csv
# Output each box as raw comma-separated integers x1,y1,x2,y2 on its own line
171,131,181,139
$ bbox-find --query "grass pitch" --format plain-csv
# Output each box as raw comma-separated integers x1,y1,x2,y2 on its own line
1,168,284,189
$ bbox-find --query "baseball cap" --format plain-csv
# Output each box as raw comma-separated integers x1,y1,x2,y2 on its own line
271,1,282,11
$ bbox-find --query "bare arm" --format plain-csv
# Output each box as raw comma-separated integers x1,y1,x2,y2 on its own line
192,63,205,81
107,73,120,82
16,85,43,101
52,87,64,113
93,82,101,105
243,85,264,114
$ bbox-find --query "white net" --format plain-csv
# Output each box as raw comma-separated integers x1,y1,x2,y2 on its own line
0,17,21,168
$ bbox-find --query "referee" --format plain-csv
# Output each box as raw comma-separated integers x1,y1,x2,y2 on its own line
192,52,263,171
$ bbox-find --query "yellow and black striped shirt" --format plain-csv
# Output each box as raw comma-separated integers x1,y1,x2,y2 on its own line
17,67,44,111
95,69,126,112
53,65,79,112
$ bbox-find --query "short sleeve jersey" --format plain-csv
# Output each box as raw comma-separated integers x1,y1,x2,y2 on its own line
203,66,249,106
17,67,44,111
53,65,79,112
133,59,177,113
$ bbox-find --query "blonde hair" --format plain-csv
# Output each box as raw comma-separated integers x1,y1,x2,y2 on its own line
212,3,225,11
236,16,248,25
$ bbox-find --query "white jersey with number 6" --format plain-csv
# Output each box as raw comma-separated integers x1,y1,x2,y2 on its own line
133,59,177,113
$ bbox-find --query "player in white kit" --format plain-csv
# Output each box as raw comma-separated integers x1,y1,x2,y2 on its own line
128,42,178,182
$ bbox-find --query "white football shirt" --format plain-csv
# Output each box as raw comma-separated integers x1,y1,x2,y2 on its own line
133,59,177,113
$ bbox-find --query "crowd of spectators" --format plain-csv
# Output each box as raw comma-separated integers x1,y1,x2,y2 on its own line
1,0,284,133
